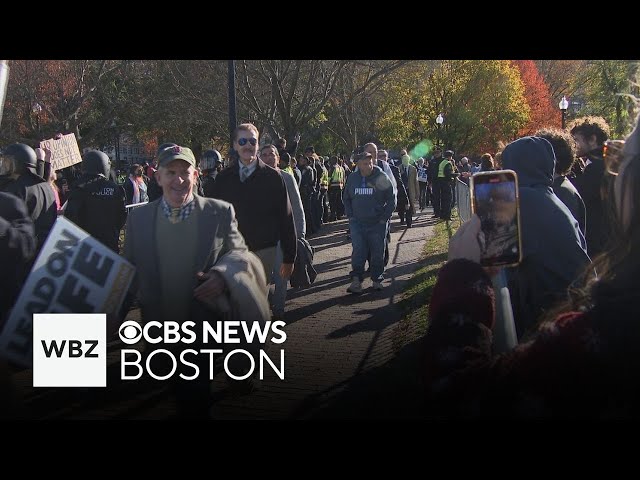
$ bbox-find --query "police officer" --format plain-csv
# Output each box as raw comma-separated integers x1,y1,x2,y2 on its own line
0,143,57,253
199,149,222,198
432,150,458,221
64,150,127,252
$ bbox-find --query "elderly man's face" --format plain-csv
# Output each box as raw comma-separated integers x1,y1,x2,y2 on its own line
234,128,259,165
156,160,198,208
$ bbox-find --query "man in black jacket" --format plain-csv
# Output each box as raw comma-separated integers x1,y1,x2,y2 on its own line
211,123,297,282
569,116,611,258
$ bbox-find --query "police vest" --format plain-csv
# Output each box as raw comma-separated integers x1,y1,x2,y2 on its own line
438,159,450,179
329,165,344,188
320,168,329,189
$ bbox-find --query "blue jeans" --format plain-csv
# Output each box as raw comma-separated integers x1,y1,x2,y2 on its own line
349,219,386,282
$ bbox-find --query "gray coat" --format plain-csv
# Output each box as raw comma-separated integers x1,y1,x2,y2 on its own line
123,195,247,321
281,170,306,239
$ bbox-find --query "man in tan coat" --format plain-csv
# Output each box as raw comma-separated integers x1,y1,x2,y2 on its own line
399,154,419,227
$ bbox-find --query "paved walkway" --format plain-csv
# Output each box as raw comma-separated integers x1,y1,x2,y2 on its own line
208,208,438,419
13,208,439,419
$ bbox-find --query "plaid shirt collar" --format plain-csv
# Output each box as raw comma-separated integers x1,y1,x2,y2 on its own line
160,195,195,222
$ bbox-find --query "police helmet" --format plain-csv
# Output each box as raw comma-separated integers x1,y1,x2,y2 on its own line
3,143,37,174
200,149,222,171
82,150,111,177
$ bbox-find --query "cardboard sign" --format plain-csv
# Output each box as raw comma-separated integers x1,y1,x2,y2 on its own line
40,133,83,171
0,217,135,367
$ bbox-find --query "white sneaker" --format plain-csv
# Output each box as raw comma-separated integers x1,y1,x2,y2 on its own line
347,277,362,294
372,280,383,290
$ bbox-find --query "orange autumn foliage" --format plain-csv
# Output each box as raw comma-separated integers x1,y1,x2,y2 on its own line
512,60,561,135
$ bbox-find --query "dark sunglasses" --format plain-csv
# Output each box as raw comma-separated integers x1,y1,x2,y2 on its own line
237,137,257,147
603,139,625,175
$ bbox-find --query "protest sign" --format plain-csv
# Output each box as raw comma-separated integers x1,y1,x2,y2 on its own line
0,217,135,366
40,133,83,170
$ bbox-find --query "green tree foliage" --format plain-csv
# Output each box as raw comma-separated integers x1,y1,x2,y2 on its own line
376,60,530,158
572,60,639,138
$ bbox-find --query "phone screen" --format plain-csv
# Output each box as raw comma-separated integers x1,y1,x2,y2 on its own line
470,169,522,267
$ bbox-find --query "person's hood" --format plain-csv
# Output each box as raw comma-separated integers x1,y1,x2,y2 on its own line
501,136,555,188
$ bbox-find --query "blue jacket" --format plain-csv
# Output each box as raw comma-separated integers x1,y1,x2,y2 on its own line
342,165,396,224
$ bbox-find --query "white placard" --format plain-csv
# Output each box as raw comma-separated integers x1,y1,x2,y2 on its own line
0,217,135,367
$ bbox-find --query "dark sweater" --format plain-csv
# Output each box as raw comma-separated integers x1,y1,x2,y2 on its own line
211,159,297,264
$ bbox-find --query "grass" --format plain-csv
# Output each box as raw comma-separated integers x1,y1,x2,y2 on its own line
391,212,461,353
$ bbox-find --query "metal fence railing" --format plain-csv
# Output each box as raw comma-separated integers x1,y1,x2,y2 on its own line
455,178,471,225
125,201,148,212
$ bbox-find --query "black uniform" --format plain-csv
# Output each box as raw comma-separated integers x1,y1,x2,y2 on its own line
1,171,57,252
64,174,127,252
200,173,217,198
0,193,37,325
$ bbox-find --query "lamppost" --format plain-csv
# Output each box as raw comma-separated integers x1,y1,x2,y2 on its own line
111,120,120,166
32,102,42,137
228,60,237,149
435,113,444,146
559,96,569,129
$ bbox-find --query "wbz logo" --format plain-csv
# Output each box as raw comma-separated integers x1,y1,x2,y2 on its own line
33,314,106,387
41,339,99,358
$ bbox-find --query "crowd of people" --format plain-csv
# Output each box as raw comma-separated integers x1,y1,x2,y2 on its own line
423,114,640,418
0,108,637,418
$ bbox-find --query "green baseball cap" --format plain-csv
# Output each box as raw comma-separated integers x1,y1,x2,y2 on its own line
157,145,196,168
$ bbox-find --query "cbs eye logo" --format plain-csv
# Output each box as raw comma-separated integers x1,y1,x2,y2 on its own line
119,321,142,345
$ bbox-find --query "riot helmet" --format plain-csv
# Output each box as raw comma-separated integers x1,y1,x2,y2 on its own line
82,150,110,177
200,149,222,171
2,143,37,175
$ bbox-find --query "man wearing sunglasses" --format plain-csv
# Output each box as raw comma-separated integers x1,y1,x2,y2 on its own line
211,123,297,284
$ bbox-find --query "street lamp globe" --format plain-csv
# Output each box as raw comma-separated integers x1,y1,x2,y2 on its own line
558,96,569,111
559,96,569,129
435,113,444,146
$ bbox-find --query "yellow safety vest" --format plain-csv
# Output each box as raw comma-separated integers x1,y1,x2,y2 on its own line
283,166,294,177
438,159,449,178
320,167,329,188
329,165,344,188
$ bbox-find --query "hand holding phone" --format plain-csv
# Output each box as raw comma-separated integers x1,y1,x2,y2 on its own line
470,169,522,267
448,214,482,263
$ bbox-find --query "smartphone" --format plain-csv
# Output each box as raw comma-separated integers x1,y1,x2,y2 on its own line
470,169,522,267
